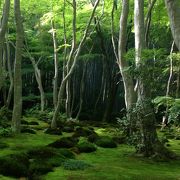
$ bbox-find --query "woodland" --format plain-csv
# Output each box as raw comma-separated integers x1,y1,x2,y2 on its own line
0,0,180,179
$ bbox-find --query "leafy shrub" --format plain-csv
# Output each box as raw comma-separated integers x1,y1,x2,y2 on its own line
0,127,13,137
62,159,92,170
153,96,180,125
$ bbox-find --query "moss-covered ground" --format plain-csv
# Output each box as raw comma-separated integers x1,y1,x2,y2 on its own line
0,117,180,180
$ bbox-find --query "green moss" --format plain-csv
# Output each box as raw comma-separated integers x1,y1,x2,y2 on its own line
77,141,97,153
0,153,29,178
95,136,117,148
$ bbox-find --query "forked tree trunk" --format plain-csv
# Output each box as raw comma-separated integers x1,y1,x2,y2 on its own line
12,0,24,133
165,0,180,51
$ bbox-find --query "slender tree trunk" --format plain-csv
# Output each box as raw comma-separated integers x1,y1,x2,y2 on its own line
117,0,136,111
51,20,59,108
165,0,180,51
12,0,24,133
51,0,101,128
0,0,10,90
76,61,86,120
6,37,14,108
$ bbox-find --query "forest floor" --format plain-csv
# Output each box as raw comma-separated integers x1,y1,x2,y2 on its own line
0,116,180,180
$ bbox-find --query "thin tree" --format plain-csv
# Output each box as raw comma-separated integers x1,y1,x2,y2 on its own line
11,0,24,133
51,0,101,128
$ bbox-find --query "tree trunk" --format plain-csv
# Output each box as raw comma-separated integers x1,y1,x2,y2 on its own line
51,20,59,108
6,37,14,108
0,0,10,90
134,0,169,157
118,0,136,111
51,0,101,128
165,0,180,51
12,0,24,134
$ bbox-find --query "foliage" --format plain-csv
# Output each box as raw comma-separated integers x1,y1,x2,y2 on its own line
0,128,13,137
62,159,93,170
153,96,180,124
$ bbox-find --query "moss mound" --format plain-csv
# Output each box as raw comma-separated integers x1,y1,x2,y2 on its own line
72,127,96,138
0,153,29,177
95,136,117,148
62,126,74,133
28,160,53,176
112,136,126,144
44,128,62,135
21,128,36,134
87,133,99,143
77,141,97,153
28,121,39,125
48,137,78,148
56,148,75,159
27,146,63,159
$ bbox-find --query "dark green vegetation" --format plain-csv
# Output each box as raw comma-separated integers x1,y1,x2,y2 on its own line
0,0,180,179
0,117,180,179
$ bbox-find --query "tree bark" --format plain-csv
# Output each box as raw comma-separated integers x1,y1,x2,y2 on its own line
0,0,10,90
117,0,136,111
51,19,59,108
165,0,180,51
12,0,24,133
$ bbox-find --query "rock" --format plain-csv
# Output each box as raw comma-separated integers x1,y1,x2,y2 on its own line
44,128,62,135
112,136,126,144
95,136,117,148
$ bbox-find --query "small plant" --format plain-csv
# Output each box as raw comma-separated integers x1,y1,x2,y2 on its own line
0,128,13,137
62,159,92,170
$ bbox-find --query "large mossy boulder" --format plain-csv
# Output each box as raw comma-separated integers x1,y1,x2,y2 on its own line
44,128,62,135
0,153,29,177
95,136,117,148
77,141,97,153
48,137,78,148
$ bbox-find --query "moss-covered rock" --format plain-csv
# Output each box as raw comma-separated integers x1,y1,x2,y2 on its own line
112,136,126,144
72,127,96,138
56,148,75,159
95,136,117,148
77,141,97,153
0,153,29,177
29,121,39,125
27,146,63,159
87,133,99,143
44,128,62,135
21,128,36,134
48,137,78,148
28,160,53,176
62,126,74,133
